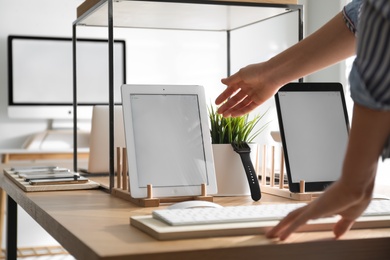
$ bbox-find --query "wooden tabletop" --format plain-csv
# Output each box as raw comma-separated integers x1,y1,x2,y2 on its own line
1,163,390,260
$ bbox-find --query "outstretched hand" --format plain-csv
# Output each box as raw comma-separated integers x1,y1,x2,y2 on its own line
215,63,279,117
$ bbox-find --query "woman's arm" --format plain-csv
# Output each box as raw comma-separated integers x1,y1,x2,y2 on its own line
216,12,356,117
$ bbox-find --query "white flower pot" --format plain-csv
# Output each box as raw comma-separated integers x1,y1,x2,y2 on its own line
212,143,258,196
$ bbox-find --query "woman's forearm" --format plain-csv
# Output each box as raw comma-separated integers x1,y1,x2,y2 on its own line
266,12,356,87
216,12,357,117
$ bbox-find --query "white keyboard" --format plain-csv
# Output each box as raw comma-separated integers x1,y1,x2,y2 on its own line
153,200,390,226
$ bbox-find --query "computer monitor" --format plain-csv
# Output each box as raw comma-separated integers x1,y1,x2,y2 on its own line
7,35,126,120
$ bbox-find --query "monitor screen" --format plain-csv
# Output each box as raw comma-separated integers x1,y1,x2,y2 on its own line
7,35,126,119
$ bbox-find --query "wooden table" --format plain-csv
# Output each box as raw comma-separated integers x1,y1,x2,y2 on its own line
1,164,390,260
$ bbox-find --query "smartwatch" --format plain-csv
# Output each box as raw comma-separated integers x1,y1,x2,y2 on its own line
231,142,261,201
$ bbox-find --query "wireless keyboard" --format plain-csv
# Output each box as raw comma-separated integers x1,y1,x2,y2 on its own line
152,200,390,226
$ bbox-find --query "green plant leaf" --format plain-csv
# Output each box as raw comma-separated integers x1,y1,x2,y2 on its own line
208,104,270,144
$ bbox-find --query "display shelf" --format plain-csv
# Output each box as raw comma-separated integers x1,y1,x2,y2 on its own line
72,0,303,193
76,0,298,31
77,0,299,21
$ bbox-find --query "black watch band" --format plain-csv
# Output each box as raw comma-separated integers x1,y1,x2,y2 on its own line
231,142,261,201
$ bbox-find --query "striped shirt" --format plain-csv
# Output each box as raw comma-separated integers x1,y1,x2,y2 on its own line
343,0,390,159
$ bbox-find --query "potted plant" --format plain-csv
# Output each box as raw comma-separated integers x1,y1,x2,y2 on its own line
208,105,269,196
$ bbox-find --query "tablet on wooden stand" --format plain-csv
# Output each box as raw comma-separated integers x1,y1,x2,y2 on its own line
115,84,217,206
262,82,350,200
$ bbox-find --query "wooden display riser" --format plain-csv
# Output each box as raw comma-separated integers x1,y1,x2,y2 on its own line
113,147,213,207
112,187,213,207
261,185,322,201
259,144,322,201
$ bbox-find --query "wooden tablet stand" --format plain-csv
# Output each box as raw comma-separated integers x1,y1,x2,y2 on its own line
111,147,213,207
259,144,321,201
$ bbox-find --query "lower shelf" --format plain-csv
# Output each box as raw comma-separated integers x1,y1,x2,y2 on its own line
0,245,70,259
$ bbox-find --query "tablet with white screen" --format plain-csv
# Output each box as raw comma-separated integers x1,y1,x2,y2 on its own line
121,84,217,198
274,82,350,192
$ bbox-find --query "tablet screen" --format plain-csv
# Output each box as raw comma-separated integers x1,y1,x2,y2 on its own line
121,84,217,198
130,94,207,187
275,83,349,192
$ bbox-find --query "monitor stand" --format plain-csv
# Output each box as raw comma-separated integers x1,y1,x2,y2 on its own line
23,119,92,150
23,129,90,150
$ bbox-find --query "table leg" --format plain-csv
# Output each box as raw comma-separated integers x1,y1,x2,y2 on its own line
0,188,4,252
6,195,17,260
1,154,9,164
0,189,4,253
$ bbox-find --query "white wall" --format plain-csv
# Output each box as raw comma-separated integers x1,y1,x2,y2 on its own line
299,0,348,85
0,0,85,148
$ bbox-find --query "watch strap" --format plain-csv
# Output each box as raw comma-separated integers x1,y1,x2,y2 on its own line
231,142,261,201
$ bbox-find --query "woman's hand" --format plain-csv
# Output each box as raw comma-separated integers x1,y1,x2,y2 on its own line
266,179,374,240
266,104,390,240
215,62,279,117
